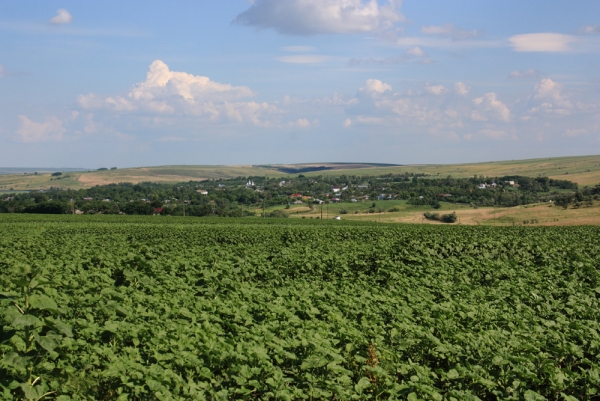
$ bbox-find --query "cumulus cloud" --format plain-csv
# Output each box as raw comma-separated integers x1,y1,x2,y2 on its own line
288,118,313,128
358,79,392,96
528,78,573,114
234,0,404,35
348,46,433,66
78,60,280,126
425,84,448,96
16,115,65,142
454,82,469,95
49,9,73,25
509,69,542,79
420,23,484,41
472,93,511,122
508,33,576,52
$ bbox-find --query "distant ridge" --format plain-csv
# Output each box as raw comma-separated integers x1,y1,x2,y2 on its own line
253,162,401,174
0,168,87,175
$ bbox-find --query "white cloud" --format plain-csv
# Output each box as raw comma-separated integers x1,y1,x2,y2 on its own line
78,60,279,126
454,82,469,95
288,118,312,128
349,46,433,66
564,128,588,137
508,33,576,52
343,118,353,127
533,78,573,110
509,69,542,79
277,55,331,64
49,9,73,25
234,0,404,35
358,79,392,96
421,23,484,41
472,93,511,122
425,84,448,96
16,115,65,142
581,25,600,34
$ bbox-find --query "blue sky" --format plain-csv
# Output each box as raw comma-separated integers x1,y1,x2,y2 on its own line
0,1,599,168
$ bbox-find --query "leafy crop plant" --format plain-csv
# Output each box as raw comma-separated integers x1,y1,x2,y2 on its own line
0,215,598,400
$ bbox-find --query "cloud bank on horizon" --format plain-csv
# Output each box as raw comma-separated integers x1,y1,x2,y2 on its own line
0,0,599,167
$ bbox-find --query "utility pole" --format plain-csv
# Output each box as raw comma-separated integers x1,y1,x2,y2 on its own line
320,203,323,220
326,202,329,220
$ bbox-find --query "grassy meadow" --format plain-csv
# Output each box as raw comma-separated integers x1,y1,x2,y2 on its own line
254,198,600,226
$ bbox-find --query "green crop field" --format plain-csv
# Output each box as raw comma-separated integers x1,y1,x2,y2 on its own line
1,215,599,400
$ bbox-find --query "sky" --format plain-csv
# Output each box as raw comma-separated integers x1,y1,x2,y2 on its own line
0,0,599,168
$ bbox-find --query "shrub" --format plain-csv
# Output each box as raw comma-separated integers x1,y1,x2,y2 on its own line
267,209,288,218
441,212,457,223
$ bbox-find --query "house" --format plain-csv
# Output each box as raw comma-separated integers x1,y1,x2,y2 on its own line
478,183,488,189
83,197,93,201
246,180,255,187
331,187,341,193
351,198,358,202
333,216,342,220
438,194,452,198
342,186,348,191
75,210,84,215
313,199,324,204
290,193,303,198
153,207,163,214
361,195,369,200
357,185,369,189
505,180,515,186
278,180,286,187
198,190,208,195
292,200,303,205
331,197,340,203
218,184,225,188
102,199,110,202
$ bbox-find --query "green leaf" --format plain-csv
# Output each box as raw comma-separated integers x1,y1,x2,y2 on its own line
3,352,31,371
19,383,46,400
446,369,459,379
29,294,58,312
354,377,371,393
300,354,328,370
35,333,59,353
12,314,41,328
45,318,73,337
561,395,578,401
524,390,546,401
